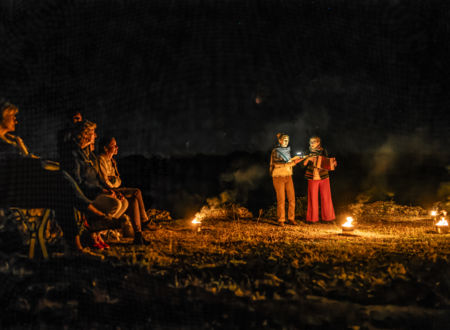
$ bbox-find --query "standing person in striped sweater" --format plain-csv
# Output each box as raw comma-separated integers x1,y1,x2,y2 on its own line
302,136,336,223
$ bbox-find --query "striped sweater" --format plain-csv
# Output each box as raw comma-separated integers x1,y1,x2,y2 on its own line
303,148,330,180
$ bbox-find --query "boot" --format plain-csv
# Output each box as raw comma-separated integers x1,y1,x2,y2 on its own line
133,231,150,245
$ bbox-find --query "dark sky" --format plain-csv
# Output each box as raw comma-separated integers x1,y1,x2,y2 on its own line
1,0,449,158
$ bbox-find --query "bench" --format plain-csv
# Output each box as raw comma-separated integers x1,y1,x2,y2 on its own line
1,206,116,259
0,207,54,259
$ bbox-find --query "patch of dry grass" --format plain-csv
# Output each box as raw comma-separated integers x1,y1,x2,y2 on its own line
104,215,450,311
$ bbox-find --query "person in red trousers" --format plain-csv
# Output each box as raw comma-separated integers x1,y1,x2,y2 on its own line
302,136,337,223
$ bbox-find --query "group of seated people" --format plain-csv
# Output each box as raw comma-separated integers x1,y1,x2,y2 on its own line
0,99,151,254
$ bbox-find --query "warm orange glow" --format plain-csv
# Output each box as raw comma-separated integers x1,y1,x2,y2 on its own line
192,217,201,224
342,216,354,228
436,218,448,227
430,210,437,217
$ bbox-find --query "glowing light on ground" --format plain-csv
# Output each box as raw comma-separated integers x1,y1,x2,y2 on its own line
342,216,354,228
435,217,448,234
436,218,448,227
341,216,355,232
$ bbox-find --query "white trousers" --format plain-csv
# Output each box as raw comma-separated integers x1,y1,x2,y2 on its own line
92,193,129,218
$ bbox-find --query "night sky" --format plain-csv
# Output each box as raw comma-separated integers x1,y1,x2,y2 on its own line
1,0,449,158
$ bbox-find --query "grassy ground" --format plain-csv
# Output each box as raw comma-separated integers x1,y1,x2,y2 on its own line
1,214,449,329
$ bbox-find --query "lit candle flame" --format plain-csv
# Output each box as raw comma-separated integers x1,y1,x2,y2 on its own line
342,216,354,228
431,210,437,217
192,217,201,224
436,218,448,227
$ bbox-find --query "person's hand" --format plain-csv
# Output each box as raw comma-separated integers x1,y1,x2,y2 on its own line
115,191,125,200
294,158,302,165
103,189,116,198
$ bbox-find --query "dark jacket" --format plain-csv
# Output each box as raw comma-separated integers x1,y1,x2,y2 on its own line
303,148,330,180
0,134,91,209
57,124,74,161
0,135,40,203
61,147,106,200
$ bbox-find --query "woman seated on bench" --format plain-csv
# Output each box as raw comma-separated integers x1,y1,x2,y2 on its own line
0,100,118,254
98,136,151,242
62,121,149,245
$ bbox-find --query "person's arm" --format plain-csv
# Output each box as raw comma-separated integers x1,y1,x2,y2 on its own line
302,155,316,167
65,150,83,185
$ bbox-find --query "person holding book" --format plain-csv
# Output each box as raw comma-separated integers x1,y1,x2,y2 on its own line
270,133,302,226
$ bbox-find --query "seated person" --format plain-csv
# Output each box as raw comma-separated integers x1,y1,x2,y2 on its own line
0,100,117,253
57,109,83,161
98,136,151,243
62,121,149,245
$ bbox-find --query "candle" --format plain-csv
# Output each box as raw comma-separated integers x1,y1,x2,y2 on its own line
435,217,449,234
191,215,202,232
342,216,355,232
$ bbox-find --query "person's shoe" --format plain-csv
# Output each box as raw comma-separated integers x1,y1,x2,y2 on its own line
133,231,150,245
92,242,104,250
288,219,298,225
277,221,285,227
97,236,110,249
101,242,110,249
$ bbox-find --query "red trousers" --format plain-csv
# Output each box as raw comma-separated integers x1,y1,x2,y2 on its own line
272,176,295,222
306,178,335,222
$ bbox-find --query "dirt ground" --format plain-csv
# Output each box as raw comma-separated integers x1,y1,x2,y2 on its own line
1,214,449,329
